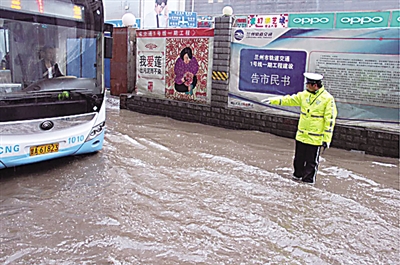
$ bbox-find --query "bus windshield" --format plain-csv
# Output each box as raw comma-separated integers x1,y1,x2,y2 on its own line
0,18,102,98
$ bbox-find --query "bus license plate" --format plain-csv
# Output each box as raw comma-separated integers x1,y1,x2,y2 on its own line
30,143,59,156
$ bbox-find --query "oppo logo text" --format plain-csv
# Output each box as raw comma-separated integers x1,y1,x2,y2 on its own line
292,17,330,25
340,16,384,25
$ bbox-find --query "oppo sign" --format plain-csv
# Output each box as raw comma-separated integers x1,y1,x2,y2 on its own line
290,11,393,28
288,13,335,28
336,11,390,28
389,11,400,27
292,17,330,25
340,16,384,25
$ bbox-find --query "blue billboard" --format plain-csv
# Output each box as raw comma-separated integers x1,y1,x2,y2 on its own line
238,49,307,95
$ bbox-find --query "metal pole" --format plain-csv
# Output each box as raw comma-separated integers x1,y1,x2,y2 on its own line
191,0,194,12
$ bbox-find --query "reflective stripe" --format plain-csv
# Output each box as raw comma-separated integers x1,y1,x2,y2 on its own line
329,98,335,129
311,115,324,118
301,112,307,115
311,146,321,183
325,129,332,133
297,130,323,137
309,133,323,136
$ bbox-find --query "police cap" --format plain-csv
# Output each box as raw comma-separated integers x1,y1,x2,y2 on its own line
304,72,323,84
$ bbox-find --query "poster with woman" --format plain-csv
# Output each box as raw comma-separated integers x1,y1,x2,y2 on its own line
165,32,213,104
173,47,198,95
136,28,213,104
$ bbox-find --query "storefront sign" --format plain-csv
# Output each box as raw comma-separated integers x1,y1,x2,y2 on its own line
248,14,289,28
288,13,335,28
390,10,400,27
336,11,390,28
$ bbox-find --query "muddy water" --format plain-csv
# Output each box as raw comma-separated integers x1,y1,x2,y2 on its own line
0,97,399,264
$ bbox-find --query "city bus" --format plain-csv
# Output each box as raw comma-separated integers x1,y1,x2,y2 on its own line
0,0,113,169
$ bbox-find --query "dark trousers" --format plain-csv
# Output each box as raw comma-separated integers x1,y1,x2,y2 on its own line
293,140,321,182
174,75,198,93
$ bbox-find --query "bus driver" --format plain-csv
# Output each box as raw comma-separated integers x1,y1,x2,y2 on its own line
39,45,63,79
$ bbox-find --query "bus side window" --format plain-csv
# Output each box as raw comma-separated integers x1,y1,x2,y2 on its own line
0,28,11,83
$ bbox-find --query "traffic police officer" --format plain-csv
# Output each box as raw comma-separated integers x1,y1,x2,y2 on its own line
263,73,337,184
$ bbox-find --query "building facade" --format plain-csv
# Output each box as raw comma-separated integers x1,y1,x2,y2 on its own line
104,0,399,21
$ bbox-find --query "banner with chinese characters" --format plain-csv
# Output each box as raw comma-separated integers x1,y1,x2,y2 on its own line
238,49,306,95
247,14,288,28
229,27,400,128
136,29,214,104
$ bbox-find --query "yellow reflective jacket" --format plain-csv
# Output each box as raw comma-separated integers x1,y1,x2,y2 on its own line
269,86,337,146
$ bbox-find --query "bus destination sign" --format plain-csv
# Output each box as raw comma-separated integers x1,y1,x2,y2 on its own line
1,0,84,21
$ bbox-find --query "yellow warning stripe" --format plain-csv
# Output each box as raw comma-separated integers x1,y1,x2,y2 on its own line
212,71,228,81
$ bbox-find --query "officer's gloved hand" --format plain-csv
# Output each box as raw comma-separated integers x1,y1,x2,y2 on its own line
261,99,271,104
322,142,330,149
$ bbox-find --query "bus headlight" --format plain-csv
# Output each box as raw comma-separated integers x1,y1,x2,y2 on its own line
86,122,105,142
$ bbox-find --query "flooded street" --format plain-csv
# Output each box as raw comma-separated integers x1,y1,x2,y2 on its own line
1,96,399,264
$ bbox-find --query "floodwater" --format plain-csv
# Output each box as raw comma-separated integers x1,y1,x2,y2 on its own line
0,96,399,264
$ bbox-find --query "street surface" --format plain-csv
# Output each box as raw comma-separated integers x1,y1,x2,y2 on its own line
0,96,399,264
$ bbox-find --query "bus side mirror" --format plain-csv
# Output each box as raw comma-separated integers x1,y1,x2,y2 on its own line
104,23,113,59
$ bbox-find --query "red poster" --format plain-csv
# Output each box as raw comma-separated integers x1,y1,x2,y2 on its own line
164,37,211,103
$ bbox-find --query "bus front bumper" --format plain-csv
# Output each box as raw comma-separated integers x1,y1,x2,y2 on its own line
0,131,105,169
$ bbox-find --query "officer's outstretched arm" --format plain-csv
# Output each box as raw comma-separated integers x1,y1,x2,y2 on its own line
268,93,302,107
